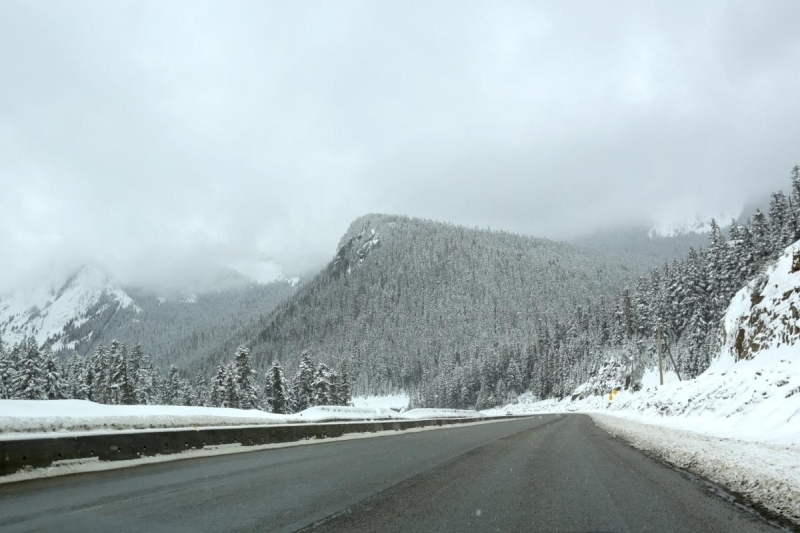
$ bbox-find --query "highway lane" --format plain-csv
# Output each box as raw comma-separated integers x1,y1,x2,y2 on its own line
0,414,782,532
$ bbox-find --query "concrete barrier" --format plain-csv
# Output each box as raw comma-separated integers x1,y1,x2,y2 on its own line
1,415,532,477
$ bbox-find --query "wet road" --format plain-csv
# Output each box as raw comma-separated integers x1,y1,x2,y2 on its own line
0,414,781,532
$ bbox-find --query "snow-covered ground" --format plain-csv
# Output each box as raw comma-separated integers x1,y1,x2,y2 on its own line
351,393,409,411
0,399,484,439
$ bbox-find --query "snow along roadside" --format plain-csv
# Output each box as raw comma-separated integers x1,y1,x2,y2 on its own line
591,413,800,527
0,416,529,485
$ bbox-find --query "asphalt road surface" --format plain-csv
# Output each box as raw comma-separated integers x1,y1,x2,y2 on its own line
0,414,783,532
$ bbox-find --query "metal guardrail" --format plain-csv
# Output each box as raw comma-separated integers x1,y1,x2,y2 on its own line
0,415,532,477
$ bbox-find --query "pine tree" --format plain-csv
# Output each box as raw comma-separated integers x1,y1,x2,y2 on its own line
311,363,332,406
768,191,793,254
233,345,258,410
110,342,134,405
293,351,315,411
0,337,11,399
41,347,66,400
90,345,111,404
209,364,228,407
337,361,352,406
190,370,207,406
267,361,289,414
224,364,239,409
162,365,181,406
750,209,770,264
13,337,45,400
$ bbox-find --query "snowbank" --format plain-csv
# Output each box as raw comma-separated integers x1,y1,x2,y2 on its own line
351,394,409,411
0,400,293,436
593,414,800,526
294,405,401,420
401,408,482,419
0,400,485,438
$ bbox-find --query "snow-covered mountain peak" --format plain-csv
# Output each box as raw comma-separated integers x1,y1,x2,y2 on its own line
0,265,137,349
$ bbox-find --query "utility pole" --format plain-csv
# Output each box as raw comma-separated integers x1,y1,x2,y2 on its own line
657,324,664,386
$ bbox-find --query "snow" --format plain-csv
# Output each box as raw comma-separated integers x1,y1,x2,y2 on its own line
352,393,409,411
0,400,292,437
0,400,484,438
294,405,401,420
401,408,483,419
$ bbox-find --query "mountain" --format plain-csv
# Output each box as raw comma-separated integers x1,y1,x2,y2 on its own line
0,265,137,351
0,265,298,368
235,213,647,396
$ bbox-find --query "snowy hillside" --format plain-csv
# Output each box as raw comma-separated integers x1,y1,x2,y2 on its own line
0,265,137,351
721,240,800,361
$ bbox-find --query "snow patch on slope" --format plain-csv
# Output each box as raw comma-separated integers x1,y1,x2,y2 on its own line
648,211,740,238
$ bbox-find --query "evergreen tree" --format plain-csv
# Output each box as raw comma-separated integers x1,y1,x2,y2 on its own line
233,345,258,410
224,364,239,409
311,363,332,406
13,337,45,400
267,361,289,414
750,209,771,264
293,351,315,411
336,361,352,406
190,369,207,406
90,345,111,404
41,347,66,400
768,191,793,254
209,364,228,407
162,365,181,405
0,337,11,399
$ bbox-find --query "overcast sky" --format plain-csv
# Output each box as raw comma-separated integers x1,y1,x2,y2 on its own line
1,1,799,291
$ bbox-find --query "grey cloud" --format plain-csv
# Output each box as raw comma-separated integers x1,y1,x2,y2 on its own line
1,0,799,291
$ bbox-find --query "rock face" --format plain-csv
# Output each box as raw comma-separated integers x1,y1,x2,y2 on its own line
721,241,800,361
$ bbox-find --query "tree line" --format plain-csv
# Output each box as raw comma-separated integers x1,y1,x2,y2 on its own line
0,337,351,414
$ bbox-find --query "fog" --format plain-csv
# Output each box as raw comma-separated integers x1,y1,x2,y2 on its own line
1,1,799,291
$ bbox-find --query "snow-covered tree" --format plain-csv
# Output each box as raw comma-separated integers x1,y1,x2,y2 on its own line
13,337,45,400
311,363,332,406
41,347,66,400
293,351,314,411
209,364,228,407
233,345,258,410
266,361,289,414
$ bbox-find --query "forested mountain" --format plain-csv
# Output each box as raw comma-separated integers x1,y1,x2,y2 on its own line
0,265,298,368
238,214,644,397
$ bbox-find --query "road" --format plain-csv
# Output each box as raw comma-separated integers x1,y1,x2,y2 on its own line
0,414,782,532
